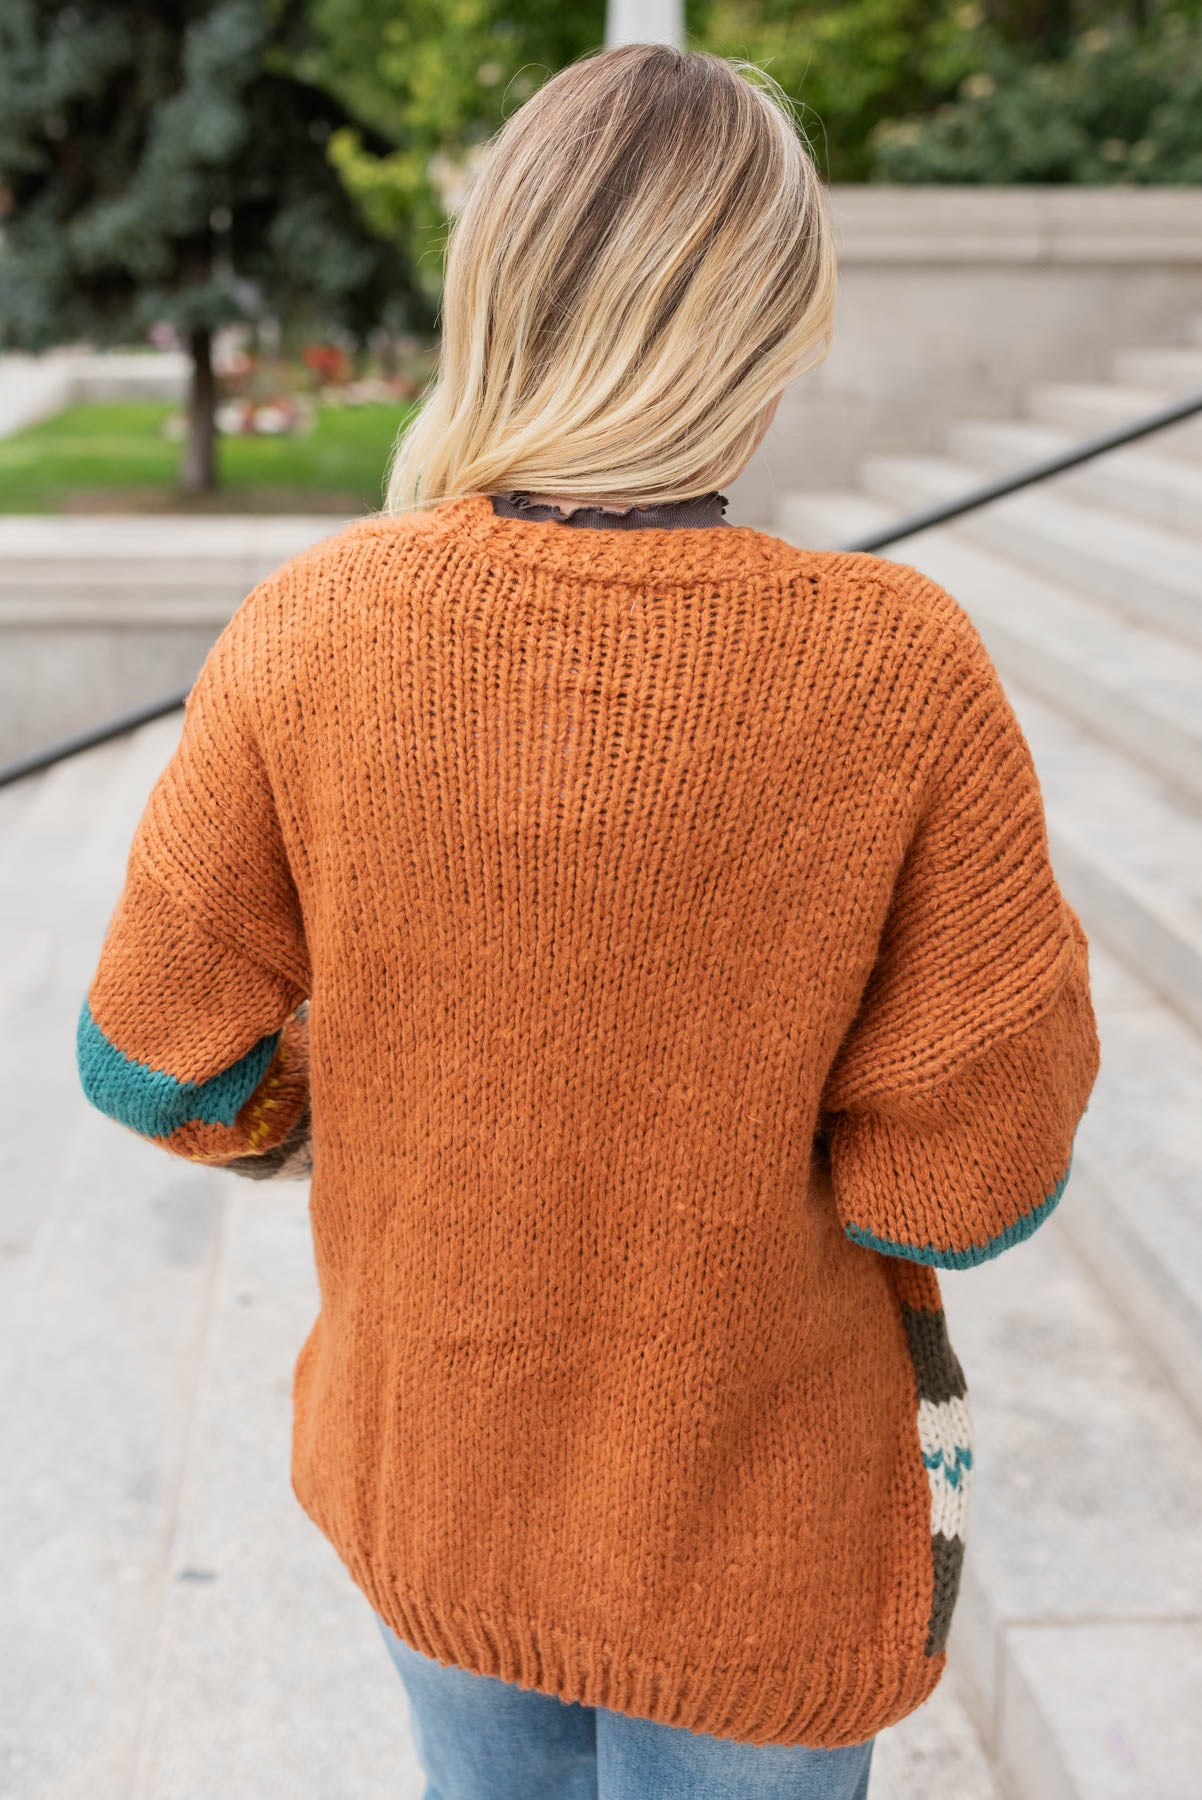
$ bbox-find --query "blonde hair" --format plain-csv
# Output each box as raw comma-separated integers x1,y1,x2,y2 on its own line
384,42,836,514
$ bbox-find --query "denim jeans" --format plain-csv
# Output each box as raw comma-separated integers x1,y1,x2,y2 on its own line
375,1613,875,1800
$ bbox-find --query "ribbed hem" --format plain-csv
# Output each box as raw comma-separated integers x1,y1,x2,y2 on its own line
317,1535,943,1750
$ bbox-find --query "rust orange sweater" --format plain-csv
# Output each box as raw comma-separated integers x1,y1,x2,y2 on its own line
78,492,1100,1747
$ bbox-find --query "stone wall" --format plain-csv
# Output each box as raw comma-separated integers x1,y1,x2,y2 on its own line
728,187,1202,523
0,517,347,766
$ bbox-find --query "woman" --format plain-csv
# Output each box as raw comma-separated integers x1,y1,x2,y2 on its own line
78,42,1100,1800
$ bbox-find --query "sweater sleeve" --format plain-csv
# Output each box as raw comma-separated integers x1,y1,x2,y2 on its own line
820,636,1101,1268
76,607,312,1176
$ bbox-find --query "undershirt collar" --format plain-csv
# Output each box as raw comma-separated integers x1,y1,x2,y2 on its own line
490,491,730,530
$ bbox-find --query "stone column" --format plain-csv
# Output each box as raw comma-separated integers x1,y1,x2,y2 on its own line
606,0,683,49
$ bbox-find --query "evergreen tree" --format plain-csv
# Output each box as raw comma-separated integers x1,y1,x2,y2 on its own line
0,0,428,493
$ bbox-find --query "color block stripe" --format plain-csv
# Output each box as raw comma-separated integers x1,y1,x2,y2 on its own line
77,997,280,1139
918,1395,974,1535
900,1302,967,1405
845,1157,1073,1269
927,1532,965,1657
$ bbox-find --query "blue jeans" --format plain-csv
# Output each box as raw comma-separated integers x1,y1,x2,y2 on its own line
375,1614,874,1799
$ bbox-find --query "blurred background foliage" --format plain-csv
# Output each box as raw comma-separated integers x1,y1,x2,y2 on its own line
309,0,1202,289
1,0,1198,502
298,0,602,279
5,1,1200,335
872,3,1202,182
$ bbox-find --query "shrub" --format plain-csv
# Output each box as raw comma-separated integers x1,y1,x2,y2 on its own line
872,13,1202,183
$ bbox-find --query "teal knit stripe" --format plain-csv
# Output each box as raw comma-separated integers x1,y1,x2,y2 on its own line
844,1157,1073,1269
76,998,279,1139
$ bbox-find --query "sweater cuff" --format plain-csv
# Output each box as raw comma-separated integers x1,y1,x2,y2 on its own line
827,947,1098,1268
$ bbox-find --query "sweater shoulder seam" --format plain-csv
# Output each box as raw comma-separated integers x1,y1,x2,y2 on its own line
129,846,307,997
825,923,1087,1115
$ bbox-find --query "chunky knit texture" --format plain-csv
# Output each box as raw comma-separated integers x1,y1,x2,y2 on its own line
78,492,1100,1747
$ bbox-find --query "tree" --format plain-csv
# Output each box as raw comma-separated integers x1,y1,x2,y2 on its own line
695,0,1202,181
0,0,430,493
297,0,603,262
300,0,1003,200
872,8,1202,184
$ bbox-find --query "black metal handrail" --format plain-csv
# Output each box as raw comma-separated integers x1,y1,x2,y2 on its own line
2,386,1201,791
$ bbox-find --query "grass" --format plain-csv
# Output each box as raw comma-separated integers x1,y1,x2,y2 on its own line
0,399,418,513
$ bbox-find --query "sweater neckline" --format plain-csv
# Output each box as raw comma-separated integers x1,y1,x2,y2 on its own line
408,492,799,587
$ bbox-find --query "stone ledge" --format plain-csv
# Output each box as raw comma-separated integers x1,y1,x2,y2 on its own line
830,187,1202,266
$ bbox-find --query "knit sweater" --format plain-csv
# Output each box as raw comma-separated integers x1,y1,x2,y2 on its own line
78,491,1100,1748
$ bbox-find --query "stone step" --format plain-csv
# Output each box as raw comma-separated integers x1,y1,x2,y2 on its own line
0,515,349,612
942,1214,1202,1800
0,1124,228,1800
777,488,886,552
954,707,1202,1044
0,593,240,628
777,488,1202,1036
0,761,47,836
125,1185,425,1800
1112,344,1202,392
945,416,1202,539
1006,685,1202,1039
859,450,1202,651
999,1622,1201,1800
0,719,183,1287
778,488,1202,804
0,716,182,934
1062,941,1202,1432
0,730,138,874
1028,381,1202,463
774,319,1202,1799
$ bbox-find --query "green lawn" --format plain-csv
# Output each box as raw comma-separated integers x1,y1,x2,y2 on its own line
0,399,418,513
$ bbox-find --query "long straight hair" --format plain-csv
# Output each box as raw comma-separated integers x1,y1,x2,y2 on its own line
384,42,836,514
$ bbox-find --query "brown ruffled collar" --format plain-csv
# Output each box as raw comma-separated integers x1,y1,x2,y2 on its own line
490,490,730,530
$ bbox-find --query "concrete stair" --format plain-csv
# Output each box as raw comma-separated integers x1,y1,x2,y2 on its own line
1029,381,1202,462
0,517,353,766
777,310,1202,1800
0,516,349,619
1112,345,1202,391
946,417,1202,537
0,719,420,1799
857,449,1202,649
779,490,1202,807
